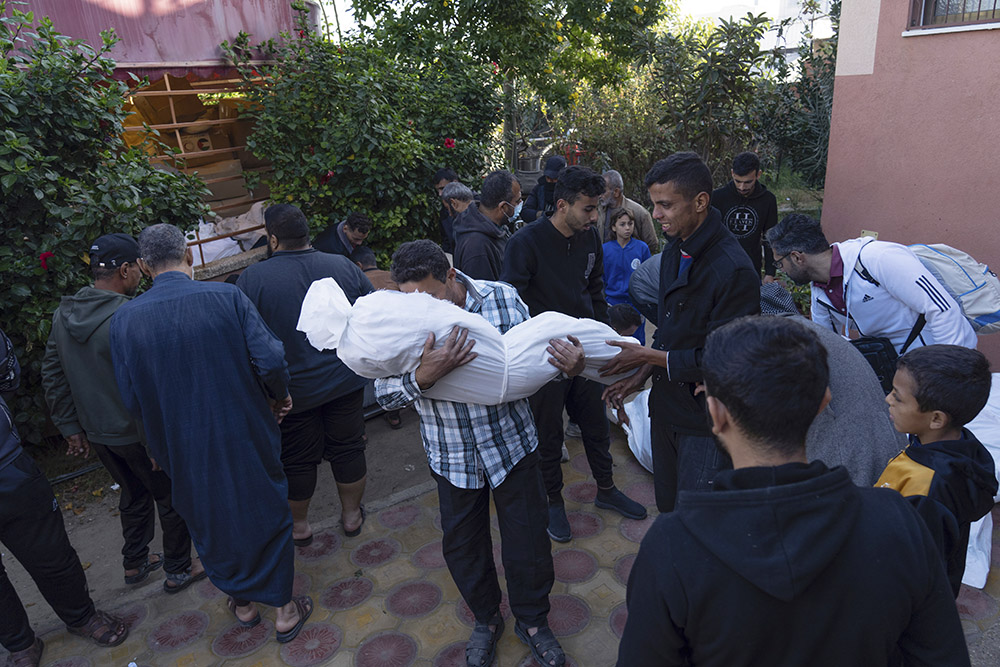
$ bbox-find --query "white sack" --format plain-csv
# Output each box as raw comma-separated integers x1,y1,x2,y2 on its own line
962,373,1000,588
297,278,637,405
622,388,653,473
185,221,242,266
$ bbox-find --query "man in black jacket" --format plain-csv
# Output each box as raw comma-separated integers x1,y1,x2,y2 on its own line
617,316,969,667
711,151,779,281
522,155,565,222
601,152,759,513
313,212,371,258
453,171,521,281
502,166,646,543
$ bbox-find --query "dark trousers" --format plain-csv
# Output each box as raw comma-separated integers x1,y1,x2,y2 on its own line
91,442,191,574
280,389,367,501
650,411,732,513
433,451,553,628
529,377,614,504
1,452,95,653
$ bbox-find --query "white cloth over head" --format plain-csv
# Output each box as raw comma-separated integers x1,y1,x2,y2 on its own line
297,278,638,405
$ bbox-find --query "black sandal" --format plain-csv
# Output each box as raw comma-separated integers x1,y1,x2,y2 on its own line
343,505,366,538
123,553,162,585
514,621,565,667
163,568,208,595
67,610,129,648
276,595,313,643
466,614,504,667
226,597,261,628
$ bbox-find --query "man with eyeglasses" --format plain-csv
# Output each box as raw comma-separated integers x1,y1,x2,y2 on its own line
765,214,975,354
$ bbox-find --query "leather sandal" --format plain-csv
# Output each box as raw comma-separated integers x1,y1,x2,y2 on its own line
123,553,162,585
67,610,129,647
276,595,313,643
6,637,43,667
466,614,503,667
226,597,261,628
163,568,208,595
514,621,565,667
343,505,366,538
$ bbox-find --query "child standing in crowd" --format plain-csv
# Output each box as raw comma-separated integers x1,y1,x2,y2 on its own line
877,344,998,596
608,303,642,339
603,209,650,344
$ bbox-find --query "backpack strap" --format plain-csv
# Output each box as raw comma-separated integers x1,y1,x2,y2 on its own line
852,242,880,287
900,314,926,355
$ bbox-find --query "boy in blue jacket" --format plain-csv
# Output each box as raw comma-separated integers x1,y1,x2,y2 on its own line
877,344,998,595
602,209,650,344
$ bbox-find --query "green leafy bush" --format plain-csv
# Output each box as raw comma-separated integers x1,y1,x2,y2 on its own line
0,2,210,443
222,12,503,252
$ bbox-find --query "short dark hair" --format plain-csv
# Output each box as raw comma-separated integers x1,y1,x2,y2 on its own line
553,165,605,206
702,316,830,455
896,345,992,428
608,303,642,334
480,171,516,209
732,151,760,176
264,204,310,246
350,245,377,269
433,168,459,185
644,152,713,201
390,239,450,284
345,212,372,234
765,214,830,256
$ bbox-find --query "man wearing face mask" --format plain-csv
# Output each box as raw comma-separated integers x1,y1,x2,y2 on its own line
453,170,522,281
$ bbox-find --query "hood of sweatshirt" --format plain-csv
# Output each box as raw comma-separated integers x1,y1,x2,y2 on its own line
453,203,505,240
907,430,999,523
676,461,861,602
57,287,131,344
727,180,772,201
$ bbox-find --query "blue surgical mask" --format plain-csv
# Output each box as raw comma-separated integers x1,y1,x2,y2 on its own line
507,200,523,222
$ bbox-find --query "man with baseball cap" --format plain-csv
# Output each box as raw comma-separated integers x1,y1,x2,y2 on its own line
42,233,205,593
522,155,566,222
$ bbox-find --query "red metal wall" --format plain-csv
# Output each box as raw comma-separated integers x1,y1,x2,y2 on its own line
824,0,1000,363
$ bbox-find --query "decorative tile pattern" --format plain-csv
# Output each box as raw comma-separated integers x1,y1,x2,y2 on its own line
195,578,224,600
293,572,312,597
115,601,148,630
609,603,628,639
553,549,598,583
279,623,343,666
614,554,636,587
386,580,443,619
547,595,592,636
355,631,418,667
147,610,209,652
432,640,467,667
412,540,447,569
379,504,422,530
321,576,375,611
296,531,341,561
48,659,91,667
623,480,656,507
517,653,580,667
456,592,512,627
565,481,597,504
351,537,402,568
570,453,592,476
211,619,273,658
567,511,603,539
620,516,653,544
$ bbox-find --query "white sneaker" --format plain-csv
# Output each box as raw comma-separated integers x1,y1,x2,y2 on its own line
565,421,582,439
561,444,570,463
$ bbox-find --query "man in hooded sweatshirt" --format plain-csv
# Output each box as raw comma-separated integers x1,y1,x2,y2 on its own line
618,316,969,667
711,151,779,282
41,234,205,593
453,170,521,282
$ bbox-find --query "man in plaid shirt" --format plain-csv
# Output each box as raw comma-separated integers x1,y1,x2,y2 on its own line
376,240,578,667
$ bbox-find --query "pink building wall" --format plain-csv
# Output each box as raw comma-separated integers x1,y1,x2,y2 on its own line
824,0,1000,362
28,0,312,77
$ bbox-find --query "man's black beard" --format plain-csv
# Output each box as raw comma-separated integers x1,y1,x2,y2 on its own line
265,244,274,259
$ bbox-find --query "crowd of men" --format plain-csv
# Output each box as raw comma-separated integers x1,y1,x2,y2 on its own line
1,149,995,667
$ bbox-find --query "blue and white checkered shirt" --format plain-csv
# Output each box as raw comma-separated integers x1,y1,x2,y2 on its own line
374,272,538,489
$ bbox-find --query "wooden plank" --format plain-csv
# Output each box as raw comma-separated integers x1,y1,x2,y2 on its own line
122,118,241,132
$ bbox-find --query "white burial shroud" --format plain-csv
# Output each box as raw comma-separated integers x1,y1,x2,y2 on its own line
296,278,638,406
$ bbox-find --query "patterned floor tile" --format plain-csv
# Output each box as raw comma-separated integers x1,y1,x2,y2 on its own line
386,580,444,619
279,623,343,666
355,631,418,667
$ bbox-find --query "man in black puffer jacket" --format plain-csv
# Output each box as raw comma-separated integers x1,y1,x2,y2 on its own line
453,170,521,281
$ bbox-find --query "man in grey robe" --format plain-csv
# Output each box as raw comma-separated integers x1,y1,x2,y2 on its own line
110,224,311,642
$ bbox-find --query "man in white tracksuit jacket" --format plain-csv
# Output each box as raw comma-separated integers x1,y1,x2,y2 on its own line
765,214,976,352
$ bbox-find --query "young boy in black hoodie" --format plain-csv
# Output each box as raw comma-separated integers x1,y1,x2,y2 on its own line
877,344,998,596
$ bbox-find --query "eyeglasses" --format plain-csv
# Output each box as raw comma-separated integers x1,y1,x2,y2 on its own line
774,252,792,270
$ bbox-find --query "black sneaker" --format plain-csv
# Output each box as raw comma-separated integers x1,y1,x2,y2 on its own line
547,503,572,542
595,486,648,520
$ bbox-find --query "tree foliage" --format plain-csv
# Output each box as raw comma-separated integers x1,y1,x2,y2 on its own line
0,1,209,443
352,0,663,100
221,7,502,252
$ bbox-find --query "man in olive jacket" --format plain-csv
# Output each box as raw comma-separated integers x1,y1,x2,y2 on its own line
41,234,202,591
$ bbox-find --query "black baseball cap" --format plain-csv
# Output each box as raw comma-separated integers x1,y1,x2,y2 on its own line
544,155,567,178
89,233,139,268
